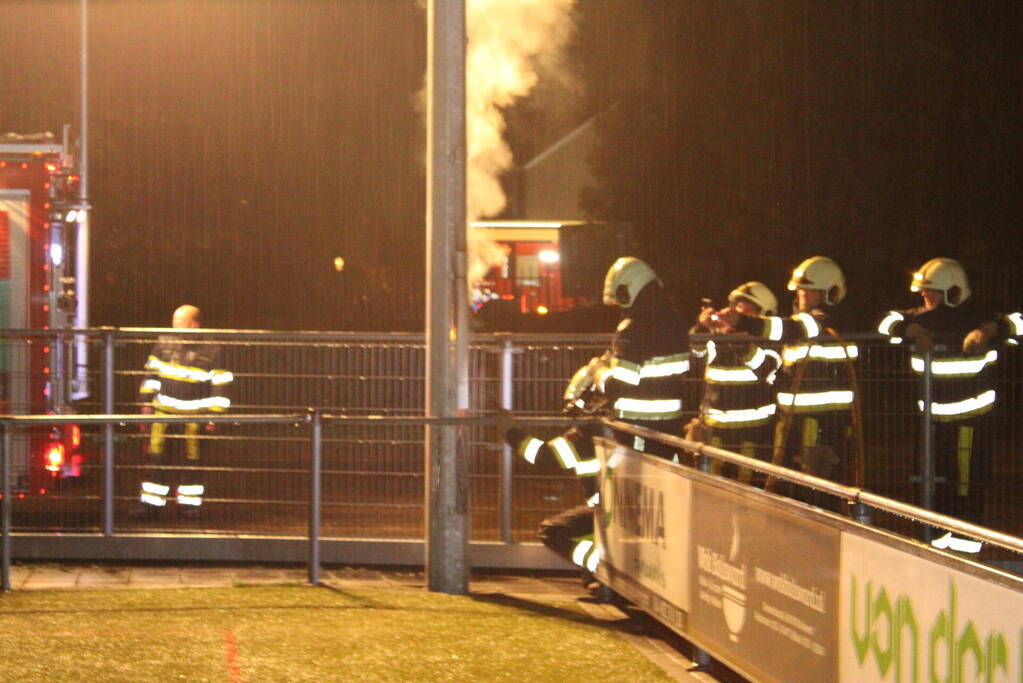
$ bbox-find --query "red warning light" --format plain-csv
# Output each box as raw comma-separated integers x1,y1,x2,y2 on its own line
45,442,65,472
70,425,81,449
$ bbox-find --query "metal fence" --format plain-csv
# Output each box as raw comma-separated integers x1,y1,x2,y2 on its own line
2,328,1022,554
0,330,609,546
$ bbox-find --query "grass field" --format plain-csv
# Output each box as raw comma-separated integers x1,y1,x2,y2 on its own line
0,584,674,681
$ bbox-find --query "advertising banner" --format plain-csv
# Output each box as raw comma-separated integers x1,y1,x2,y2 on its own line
594,439,691,629
839,532,1023,682
688,484,841,683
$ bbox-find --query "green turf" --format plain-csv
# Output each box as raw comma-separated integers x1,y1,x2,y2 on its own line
0,585,673,681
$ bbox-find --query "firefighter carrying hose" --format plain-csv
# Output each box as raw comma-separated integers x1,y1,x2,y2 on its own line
877,258,1008,553
688,281,782,483
587,257,693,462
138,305,233,515
717,256,860,509
503,362,608,581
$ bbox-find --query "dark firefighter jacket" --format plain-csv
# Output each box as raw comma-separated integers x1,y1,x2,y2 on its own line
506,425,600,505
690,324,781,429
594,315,692,428
877,302,1003,422
139,337,233,414
735,306,857,414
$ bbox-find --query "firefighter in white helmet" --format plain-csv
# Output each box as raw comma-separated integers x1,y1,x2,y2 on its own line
138,305,233,517
688,282,782,483
876,257,1007,553
717,256,859,509
502,360,608,583
589,257,692,461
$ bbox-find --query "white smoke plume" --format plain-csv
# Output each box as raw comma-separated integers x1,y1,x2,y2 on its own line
466,0,577,285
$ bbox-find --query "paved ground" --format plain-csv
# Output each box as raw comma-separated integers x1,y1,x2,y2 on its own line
2,563,730,682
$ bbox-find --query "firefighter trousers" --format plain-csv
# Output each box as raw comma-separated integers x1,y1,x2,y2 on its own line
930,416,991,526
140,412,205,508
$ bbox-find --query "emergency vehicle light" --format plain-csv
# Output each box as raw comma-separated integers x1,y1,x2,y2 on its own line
70,425,81,450
45,442,65,472
50,243,63,265
538,249,560,264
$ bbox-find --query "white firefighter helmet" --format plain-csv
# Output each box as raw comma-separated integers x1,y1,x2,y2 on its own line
728,281,778,316
910,257,971,307
603,257,661,308
787,256,846,305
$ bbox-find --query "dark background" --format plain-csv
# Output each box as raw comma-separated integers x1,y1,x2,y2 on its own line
1,0,1019,330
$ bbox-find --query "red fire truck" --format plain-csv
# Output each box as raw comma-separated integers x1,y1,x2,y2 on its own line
0,132,87,492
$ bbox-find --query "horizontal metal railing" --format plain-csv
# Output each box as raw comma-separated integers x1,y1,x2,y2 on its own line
1,412,593,591
608,419,1023,557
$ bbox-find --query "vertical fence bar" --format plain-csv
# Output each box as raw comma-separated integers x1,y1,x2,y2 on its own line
499,338,513,544
102,329,115,536
2,422,11,591
920,348,935,541
308,410,322,585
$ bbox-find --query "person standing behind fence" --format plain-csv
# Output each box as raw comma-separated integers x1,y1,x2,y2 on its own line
138,305,233,515
587,257,692,462
687,282,782,483
876,258,1006,554
716,257,860,509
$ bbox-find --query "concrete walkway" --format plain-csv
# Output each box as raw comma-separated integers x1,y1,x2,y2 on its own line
2,563,725,682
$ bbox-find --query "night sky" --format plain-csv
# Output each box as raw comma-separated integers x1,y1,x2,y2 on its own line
1,1,1020,331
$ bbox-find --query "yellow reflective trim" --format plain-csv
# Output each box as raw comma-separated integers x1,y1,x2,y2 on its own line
878,311,904,336
586,547,601,573
918,390,996,420
549,436,579,469
177,484,205,496
910,350,998,377
140,492,167,507
586,492,600,507
610,364,641,386
744,346,767,370
777,390,854,409
146,357,220,383
640,357,690,378
574,458,601,476
572,540,594,567
176,494,203,507
153,394,231,412
705,366,758,384
765,317,784,341
141,481,171,496
613,398,683,420
1008,312,1023,336
211,370,234,386
795,312,821,338
521,438,543,465
783,343,858,364
703,403,776,426
141,379,162,393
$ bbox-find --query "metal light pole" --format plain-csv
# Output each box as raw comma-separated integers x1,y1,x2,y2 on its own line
73,0,91,400
424,0,469,594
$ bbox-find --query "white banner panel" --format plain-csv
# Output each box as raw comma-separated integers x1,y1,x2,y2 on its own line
840,532,1023,682
594,439,691,623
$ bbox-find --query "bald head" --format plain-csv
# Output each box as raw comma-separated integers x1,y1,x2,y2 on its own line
172,305,202,329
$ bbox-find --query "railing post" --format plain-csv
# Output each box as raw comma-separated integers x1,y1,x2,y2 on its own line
102,328,115,536
2,422,11,591
499,337,513,544
920,347,935,542
308,409,322,586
